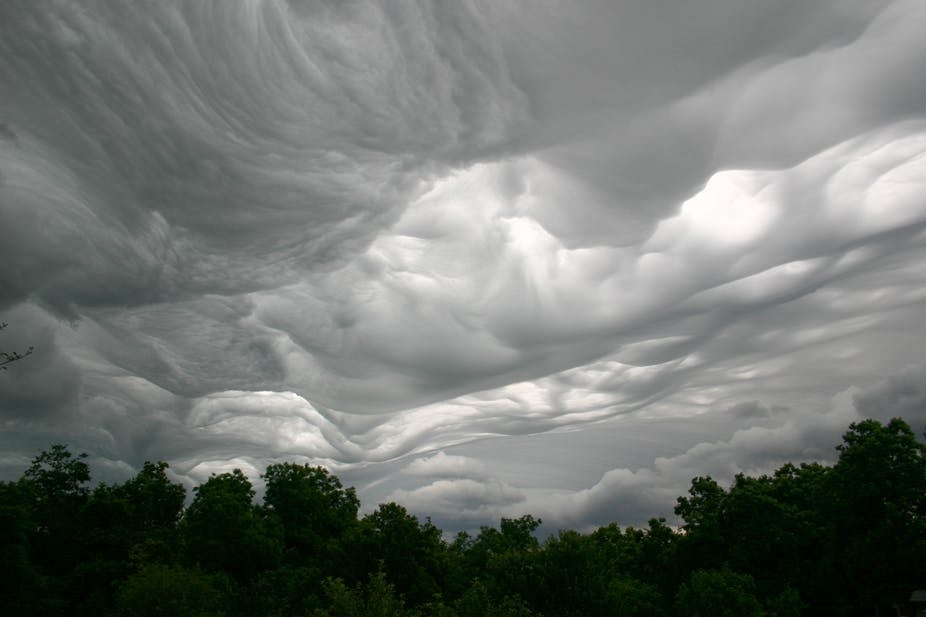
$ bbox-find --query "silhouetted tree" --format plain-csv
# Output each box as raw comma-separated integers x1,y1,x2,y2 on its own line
316,570,406,617
20,445,90,572
14,445,91,613
357,502,448,605
0,480,40,615
675,568,764,617
66,461,188,613
262,461,359,574
114,564,231,617
183,469,283,582
4,416,924,616
0,321,33,370
455,515,542,607
825,418,926,615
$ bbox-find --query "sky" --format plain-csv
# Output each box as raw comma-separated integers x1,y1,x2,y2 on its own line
2,0,926,533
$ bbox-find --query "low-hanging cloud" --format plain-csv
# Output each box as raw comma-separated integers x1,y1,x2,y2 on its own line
388,373,915,532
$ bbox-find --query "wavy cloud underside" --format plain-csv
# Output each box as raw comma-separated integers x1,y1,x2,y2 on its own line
2,0,925,530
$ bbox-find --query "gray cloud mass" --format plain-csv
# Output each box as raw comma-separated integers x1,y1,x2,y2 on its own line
2,0,925,531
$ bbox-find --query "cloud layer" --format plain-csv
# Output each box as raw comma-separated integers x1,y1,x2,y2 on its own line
2,0,925,530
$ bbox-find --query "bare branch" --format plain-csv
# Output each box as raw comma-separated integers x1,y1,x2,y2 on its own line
0,321,34,370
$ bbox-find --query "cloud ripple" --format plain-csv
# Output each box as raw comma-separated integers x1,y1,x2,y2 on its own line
2,0,925,530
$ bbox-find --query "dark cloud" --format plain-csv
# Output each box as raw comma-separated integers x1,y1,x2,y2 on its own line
0,307,81,420
1,0,925,532
0,0,530,314
853,365,926,435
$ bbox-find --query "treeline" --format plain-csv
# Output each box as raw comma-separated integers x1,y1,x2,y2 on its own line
1,418,924,616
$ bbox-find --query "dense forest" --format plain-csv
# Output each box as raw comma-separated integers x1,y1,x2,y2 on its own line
1,417,924,617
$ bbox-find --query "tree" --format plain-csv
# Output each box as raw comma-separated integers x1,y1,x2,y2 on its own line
765,462,837,614
316,571,406,617
535,529,603,615
242,564,324,617
468,515,542,562
10,415,923,616
588,519,677,613
0,321,33,370
674,476,728,573
21,444,89,502
114,564,231,617
716,474,807,592
262,461,359,571
19,445,90,577
0,480,41,615
184,469,283,582
57,462,187,615
356,502,448,606
605,576,665,617
85,462,185,543
675,476,725,533
453,579,541,617
674,569,764,617
825,418,926,615
119,461,187,532
456,516,542,607
6,445,93,613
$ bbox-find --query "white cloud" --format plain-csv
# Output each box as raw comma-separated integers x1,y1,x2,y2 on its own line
403,452,491,482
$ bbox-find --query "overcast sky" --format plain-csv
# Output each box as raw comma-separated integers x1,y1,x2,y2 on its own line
2,0,926,532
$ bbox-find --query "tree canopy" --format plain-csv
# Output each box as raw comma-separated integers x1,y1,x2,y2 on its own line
1,417,924,616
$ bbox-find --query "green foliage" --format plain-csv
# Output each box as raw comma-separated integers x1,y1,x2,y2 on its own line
115,564,231,617
0,481,41,615
61,461,188,613
263,462,359,560
606,576,665,617
242,565,324,616
674,568,764,617
464,514,542,571
452,580,540,617
315,571,406,617
356,502,449,605
184,469,283,581
455,515,542,605
764,586,805,617
589,518,679,601
670,418,926,617
19,444,91,582
536,528,635,615
21,443,90,502
5,417,926,617
675,475,725,532
825,418,926,613
120,461,187,531
85,461,186,564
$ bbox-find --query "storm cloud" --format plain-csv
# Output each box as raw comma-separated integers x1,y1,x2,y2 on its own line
2,0,925,530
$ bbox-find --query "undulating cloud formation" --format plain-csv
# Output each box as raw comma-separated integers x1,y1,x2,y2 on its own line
2,0,926,531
